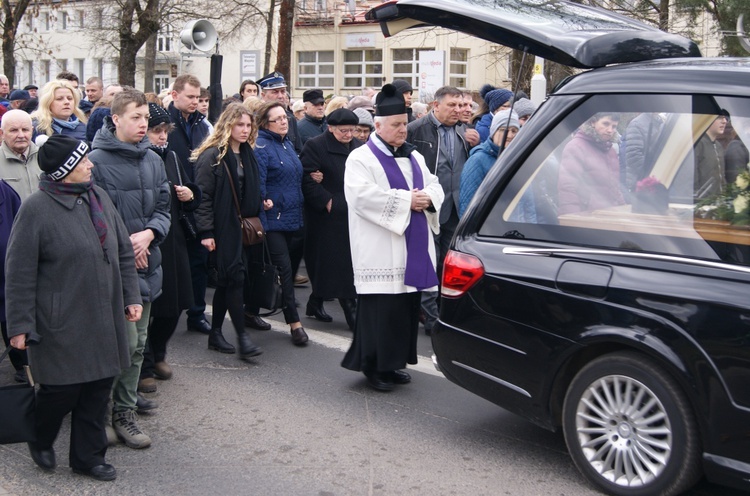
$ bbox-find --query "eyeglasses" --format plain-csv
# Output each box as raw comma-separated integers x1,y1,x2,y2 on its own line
268,115,288,124
334,127,355,134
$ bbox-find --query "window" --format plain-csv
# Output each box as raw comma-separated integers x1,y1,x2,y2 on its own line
25,61,33,87
40,12,50,32
482,93,750,266
449,48,468,89
157,26,173,52
154,70,170,94
75,59,85,80
392,48,433,91
77,11,85,29
41,60,51,82
343,49,383,89
297,51,334,89
95,58,103,78
57,59,68,72
61,11,69,30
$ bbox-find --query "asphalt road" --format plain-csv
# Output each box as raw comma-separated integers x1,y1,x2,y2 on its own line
0,271,740,496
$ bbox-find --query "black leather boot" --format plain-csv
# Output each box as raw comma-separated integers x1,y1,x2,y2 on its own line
208,328,235,354
306,295,332,322
339,298,357,331
236,331,263,360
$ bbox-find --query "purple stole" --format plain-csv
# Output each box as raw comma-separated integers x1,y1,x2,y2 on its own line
366,139,438,290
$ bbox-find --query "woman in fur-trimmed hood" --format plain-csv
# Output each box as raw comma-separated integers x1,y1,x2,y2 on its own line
558,112,625,216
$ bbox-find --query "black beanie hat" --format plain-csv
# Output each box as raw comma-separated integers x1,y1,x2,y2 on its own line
326,108,359,126
148,103,171,129
375,84,406,117
38,134,90,181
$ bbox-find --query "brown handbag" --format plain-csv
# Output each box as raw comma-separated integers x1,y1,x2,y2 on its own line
224,162,265,246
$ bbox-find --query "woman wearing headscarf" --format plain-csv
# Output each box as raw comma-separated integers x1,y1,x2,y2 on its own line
6,135,141,481
300,108,362,329
138,103,201,392
30,80,88,142
193,103,267,360
254,101,309,346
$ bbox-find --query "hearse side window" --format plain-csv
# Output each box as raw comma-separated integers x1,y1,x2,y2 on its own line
480,94,750,266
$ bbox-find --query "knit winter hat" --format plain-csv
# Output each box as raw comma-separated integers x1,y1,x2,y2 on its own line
490,110,520,139
148,102,171,129
513,98,537,120
38,134,90,181
353,108,374,129
375,84,406,117
485,88,514,113
347,95,374,113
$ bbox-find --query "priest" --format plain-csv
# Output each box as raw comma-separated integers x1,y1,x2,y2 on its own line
341,84,444,392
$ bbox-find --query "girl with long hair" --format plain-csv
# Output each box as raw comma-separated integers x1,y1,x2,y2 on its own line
192,103,270,360
31,80,88,141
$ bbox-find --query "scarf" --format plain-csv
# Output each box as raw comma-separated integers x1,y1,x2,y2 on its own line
51,116,81,135
39,176,108,247
366,139,437,290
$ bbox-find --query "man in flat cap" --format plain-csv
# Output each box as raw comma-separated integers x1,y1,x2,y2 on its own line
341,84,444,392
297,89,327,145
257,72,302,154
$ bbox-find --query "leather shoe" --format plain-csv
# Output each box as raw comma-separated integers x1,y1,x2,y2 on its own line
244,313,272,330
72,464,117,481
153,361,173,380
290,327,309,346
306,300,333,323
390,370,411,384
364,372,394,392
28,443,56,470
136,393,159,413
138,377,157,393
294,274,309,286
187,319,211,334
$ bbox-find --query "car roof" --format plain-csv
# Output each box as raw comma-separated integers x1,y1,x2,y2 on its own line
554,58,750,94
366,0,701,69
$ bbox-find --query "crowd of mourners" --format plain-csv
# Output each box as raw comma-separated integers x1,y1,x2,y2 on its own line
0,69,538,481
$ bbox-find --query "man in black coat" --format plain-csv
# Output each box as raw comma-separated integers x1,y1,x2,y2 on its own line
297,89,327,145
167,74,213,335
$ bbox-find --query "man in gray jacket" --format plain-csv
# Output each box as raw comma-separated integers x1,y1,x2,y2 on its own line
0,109,42,201
90,89,171,450
407,86,472,335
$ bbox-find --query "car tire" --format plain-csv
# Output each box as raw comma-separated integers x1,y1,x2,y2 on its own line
562,352,701,496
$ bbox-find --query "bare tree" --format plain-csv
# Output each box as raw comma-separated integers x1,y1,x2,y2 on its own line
84,0,269,89
1,0,38,84
276,0,295,78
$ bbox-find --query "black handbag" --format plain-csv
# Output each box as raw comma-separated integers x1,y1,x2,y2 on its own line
247,239,283,313
173,152,197,240
0,347,36,444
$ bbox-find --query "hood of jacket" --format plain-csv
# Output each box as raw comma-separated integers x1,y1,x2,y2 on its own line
92,117,152,160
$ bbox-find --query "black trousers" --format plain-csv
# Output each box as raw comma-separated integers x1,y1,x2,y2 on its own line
35,376,114,470
266,230,301,323
141,315,180,379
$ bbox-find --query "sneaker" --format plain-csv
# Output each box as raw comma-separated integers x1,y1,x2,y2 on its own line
112,410,152,449
105,425,119,446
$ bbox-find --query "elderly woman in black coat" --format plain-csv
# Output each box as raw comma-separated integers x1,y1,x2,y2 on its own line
192,103,269,361
7,135,141,481
300,108,362,329
139,103,201,392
